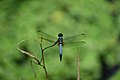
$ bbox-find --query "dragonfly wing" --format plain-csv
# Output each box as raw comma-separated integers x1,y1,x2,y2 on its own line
37,29,57,43
63,33,86,47
64,33,86,42
63,41,86,47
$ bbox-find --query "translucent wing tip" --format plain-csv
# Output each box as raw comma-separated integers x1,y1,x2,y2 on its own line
81,33,86,37
80,33,87,40
81,33,85,35
81,41,86,43
37,29,41,32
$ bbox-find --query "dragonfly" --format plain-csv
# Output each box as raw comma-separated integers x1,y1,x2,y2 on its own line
37,30,86,61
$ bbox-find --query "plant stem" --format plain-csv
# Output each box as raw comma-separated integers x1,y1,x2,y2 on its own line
77,52,80,80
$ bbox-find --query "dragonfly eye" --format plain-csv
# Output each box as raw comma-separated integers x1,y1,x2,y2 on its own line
58,33,63,37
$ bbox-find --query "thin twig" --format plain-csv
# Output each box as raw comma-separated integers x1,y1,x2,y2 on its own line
35,39,58,61
30,60,37,79
17,39,42,66
17,37,57,80
35,36,57,80
39,38,48,80
77,51,80,80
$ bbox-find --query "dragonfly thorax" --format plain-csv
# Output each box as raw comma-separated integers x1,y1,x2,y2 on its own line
58,33,63,45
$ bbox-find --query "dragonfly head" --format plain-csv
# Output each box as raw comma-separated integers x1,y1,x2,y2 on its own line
58,33,63,37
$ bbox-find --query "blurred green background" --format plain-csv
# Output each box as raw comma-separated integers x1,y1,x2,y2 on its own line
0,0,120,80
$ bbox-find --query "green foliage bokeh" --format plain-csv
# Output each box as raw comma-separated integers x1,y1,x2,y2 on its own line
0,0,120,80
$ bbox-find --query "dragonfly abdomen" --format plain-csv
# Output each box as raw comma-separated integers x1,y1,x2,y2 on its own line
59,43,62,61
58,36,63,61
